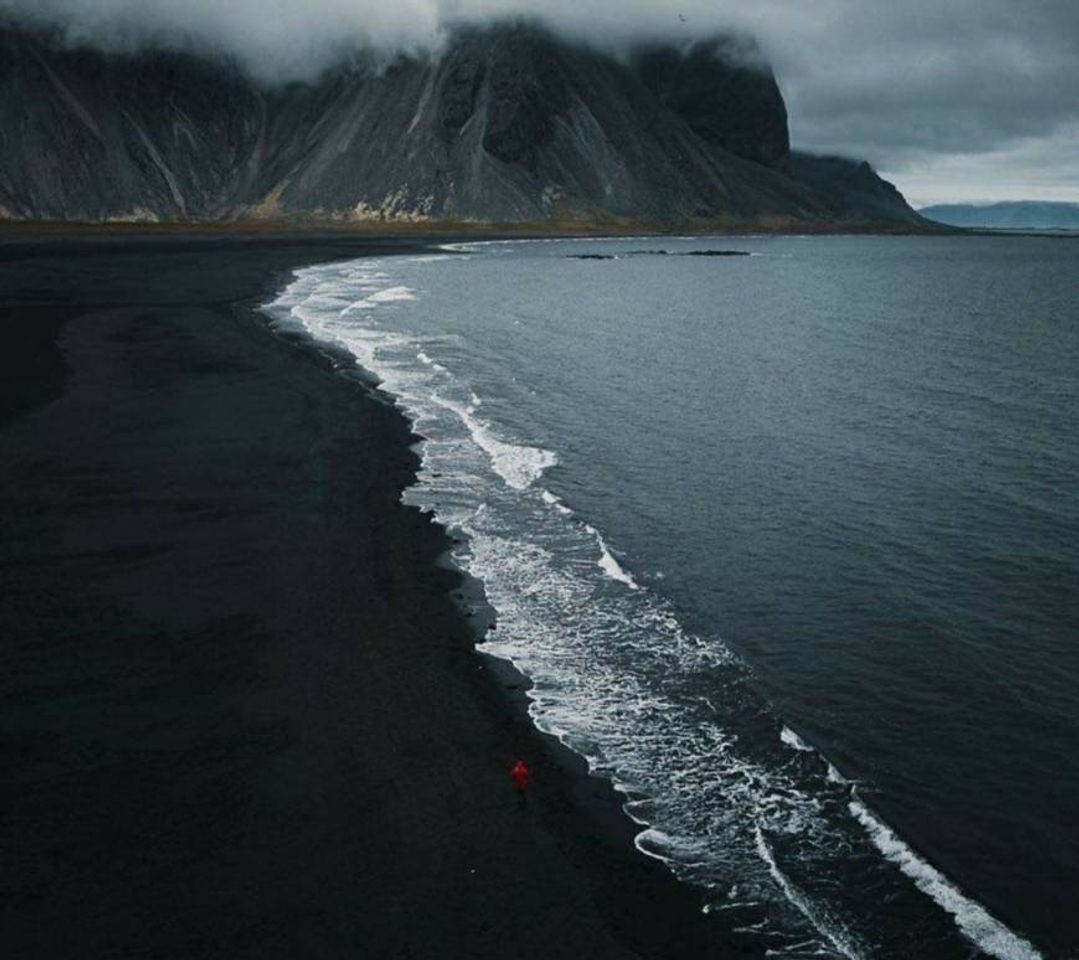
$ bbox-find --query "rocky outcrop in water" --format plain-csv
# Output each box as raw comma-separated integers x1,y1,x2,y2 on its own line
0,20,924,226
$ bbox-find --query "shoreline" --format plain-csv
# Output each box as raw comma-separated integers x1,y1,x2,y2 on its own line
256,247,767,956
262,238,1056,960
0,217,952,239
1,233,757,958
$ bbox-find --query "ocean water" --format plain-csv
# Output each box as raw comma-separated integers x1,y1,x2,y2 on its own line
265,235,1079,959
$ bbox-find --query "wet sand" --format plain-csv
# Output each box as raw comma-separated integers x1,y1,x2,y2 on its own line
0,234,756,959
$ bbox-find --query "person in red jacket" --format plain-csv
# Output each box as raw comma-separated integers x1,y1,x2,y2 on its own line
510,759,530,807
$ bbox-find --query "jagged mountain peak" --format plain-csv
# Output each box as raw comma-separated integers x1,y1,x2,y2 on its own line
0,20,921,226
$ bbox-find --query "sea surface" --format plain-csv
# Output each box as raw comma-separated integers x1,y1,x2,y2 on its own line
266,235,1079,959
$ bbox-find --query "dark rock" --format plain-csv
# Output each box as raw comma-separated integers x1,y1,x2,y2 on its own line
631,35,789,167
439,39,486,136
481,25,572,166
786,152,927,224
0,20,922,226
683,249,751,256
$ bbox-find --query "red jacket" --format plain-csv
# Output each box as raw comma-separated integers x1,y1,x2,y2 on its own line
510,760,530,790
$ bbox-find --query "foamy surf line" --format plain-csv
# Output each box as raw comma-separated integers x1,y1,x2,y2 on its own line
849,799,1041,960
582,522,640,590
782,727,1043,960
428,392,557,492
754,826,866,960
438,234,733,256
263,254,1045,960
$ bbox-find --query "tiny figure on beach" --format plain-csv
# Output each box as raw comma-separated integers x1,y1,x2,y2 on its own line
510,758,530,807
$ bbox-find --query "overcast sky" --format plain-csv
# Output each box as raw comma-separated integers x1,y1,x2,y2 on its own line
4,0,1077,205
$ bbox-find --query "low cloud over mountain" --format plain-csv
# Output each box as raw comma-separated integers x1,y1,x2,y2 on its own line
3,0,1076,202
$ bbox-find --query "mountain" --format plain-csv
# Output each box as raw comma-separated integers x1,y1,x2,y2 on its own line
920,201,1079,230
0,20,924,227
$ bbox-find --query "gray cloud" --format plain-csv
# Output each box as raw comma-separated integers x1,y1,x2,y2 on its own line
2,0,1077,202
885,123,1079,207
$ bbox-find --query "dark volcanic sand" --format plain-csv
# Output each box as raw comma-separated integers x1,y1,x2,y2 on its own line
0,235,753,959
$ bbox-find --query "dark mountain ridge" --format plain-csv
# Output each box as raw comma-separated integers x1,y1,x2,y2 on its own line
0,20,923,227
920,201,1079,230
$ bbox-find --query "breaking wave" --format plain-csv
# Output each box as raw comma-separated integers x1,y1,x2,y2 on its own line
262,249,1044,960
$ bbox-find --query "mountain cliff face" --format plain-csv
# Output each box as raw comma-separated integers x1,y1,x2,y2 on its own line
0,21,922,226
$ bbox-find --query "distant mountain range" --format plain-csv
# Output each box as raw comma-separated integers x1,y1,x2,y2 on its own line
919,201,1079,230
0,20,925,227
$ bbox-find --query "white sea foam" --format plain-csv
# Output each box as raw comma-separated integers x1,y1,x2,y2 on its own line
438,235,705,254
755,828,866,960
583,521,639,589
779,726,850,784
261,249,1043,960
780,726,815,752
271,262,553,493
825,764,849,786
849,799,1043,960
366,285,416,302
416,350,447,372
540,488,573,516
342,299,379,312
598,547,637,588
430,393,556,491
461,517,843,949
437,241,488,253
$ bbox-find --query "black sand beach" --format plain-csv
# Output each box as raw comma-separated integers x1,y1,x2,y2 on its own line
1,234,754,959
